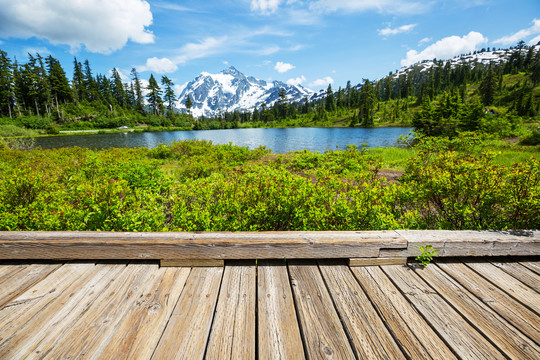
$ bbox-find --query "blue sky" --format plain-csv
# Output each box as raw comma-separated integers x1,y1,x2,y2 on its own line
0,0,539,92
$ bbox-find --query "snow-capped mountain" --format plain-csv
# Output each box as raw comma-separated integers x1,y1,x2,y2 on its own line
175,66,314,117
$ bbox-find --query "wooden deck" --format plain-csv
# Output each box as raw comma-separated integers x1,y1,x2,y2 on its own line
0,257,538,359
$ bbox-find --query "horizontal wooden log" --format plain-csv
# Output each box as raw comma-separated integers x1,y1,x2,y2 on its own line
380,230,540,258
349,258,407,267
160,259,224,267
0,231,405,260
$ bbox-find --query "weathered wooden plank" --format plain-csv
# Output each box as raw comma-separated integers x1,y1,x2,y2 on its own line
352,266,456,360
41,263,155,359
416,263,540,359
348,257,406,266
438,260,540,342
0,264,28,286
0,263,61,309
96,266,191,360
318,260,405,359
0,231,405,259
288,260,355,359
379,230,540,257
206,261,256,360
491,260,540,292
520,260,540,275
0,263,92,344
160,259,224,267
0,264,125,359
382,265,506,359
151,266,223,360
465,260,540,314
257,260,305,360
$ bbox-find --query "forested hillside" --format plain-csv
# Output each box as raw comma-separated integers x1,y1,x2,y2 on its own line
0,42,539,136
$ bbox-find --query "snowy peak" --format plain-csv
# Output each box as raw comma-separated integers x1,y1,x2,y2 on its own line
176,67,313,117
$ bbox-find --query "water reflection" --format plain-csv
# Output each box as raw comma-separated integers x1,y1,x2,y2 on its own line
34,127,412,153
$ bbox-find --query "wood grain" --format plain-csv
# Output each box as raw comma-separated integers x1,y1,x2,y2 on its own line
0,231,405,259
416,263,540,359
464,260,540,314
352,266,456,360
96,266,190,360
41,263,155,359
381,230,540,257
438,260,540,343
0,263,92,345
382,264,506,359
257,260,305,360
490,260,540,292
0,264,125,359
288,260,355,359
160,259,224,267
0,263,61,309
151,266,223,360
206,261,256,360
318,260,405,359
348,257,406,266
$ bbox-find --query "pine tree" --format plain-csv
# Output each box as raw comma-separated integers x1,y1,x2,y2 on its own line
479,64,497,105
111,68,126,107
45,55,71,119
325,85,335,112
359,79,376,126
72,57,85,103
0,50,14,118
146,74,162,116
161,76,176,113
277,88,288,119
184,95,193,116
130,68,144,113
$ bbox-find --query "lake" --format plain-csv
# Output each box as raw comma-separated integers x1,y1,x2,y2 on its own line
34,127,412,153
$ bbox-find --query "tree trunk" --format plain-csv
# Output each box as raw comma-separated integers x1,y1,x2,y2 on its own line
34,98,40,117
7,97,12,118
55,94,60,119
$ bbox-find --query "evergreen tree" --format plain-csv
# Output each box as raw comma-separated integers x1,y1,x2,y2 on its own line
111,68,126,107
184,95,193,115
45,55,71,119
161,76,176,113
130,68,144,113
277,88,288,119
359,79,376,126
325,84,335,112
83,60,99,102
0,50,14,118
479,65,497,105
72,57,85,103
146,74,162,116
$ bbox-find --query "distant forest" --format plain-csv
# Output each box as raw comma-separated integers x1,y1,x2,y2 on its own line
0,41,539,136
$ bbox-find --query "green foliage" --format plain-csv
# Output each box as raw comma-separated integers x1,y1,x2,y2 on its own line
400,134,540,229
1,137,537,232
415,245,439,267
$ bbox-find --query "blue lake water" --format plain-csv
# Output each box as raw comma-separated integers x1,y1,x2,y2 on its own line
34,127,412,153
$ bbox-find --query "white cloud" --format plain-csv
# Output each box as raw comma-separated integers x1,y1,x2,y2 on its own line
0,0,154,54
141,57,178,73
309,76,334,88
378,24,416,36
493,19,540,46
258,45,281,55
223,60,229,65
418,37,431,45
310,0,427,15
286,75,306,85
251,0,282,14
401,31,487,67
174,36,228,64
274,61,295,73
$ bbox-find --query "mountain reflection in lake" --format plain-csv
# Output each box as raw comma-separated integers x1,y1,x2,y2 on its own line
34,127,412,153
